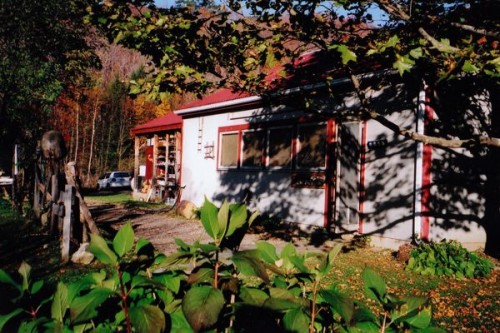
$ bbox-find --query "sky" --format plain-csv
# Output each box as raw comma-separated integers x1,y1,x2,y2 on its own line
155,0,175,8
153,0,387,25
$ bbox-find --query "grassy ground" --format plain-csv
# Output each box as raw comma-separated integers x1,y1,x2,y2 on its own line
325,247,499,333
84,190,165,209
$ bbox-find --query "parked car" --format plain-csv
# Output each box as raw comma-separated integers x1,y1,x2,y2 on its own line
97,171,131,191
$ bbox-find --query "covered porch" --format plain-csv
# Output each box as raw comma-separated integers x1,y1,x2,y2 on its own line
130,113,182,203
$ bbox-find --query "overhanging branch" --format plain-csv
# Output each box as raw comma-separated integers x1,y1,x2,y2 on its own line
451,22,500,38
349,72,500,150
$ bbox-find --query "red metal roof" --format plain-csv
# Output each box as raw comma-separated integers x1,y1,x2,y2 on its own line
175,51,329,113
178,89,251,110
131,113,182,135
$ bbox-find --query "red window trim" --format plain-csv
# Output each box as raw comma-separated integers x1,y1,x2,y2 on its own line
217,119,330,172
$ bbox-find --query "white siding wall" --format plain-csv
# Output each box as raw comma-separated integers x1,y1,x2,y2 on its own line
362,109,417,245
181,110,326,227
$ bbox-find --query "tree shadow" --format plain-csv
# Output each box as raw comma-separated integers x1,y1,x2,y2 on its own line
203,74,498,256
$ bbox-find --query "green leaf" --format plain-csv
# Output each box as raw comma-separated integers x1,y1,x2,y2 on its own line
404,305,432,328
405,296,428,314
18,261,31,293
318,243,342,277
384,35,400,49
30,280,43,295
256,241,278,264
352,306,379,324
129,304,166,333
248,209,259,226
187,267,214,285
280,243,297,258
200,197,219,240
89,234,118,265
51,282,69,323
233,250,270,284
0,269,20,290
350,320,380,332
170,310,194,332
182,286,224,332
113,222,134,257
70,288,114,324
0,309,23,332
336,44,357,64
239,287,269,306
462,60,480,73
393,54,415,75
217,199,230,239
320,289,354,323
362,268,387,304
226,203,247,237
263,297,302,311
283,308,310,333
409,47,423,59
289,255,309,274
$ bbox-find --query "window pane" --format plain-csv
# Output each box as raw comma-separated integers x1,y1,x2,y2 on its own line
242,130,265,168
220,133,238,167
268,127,292,168
297,124,327,168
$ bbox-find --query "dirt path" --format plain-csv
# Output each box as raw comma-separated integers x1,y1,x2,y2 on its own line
89,203,334,255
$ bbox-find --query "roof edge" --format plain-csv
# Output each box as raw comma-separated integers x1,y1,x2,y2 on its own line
131,123,182,135
174,70,397,117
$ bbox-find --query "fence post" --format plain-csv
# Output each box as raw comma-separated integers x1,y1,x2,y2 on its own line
61,184,74,263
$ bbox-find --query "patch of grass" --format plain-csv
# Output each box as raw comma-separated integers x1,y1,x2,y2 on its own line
84,192,165,210
84,191,135,205
324,247,499,332
0,197,23,226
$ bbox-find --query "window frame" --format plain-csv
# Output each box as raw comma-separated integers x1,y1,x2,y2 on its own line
266,125,294,170
295,122,328,171
217,121,329,171
218,130,240,170
240,128,267,170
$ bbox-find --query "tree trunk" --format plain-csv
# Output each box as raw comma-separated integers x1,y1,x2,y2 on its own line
484,86,500,259
74,96,80,162
483,150,500,258
87,98,99,180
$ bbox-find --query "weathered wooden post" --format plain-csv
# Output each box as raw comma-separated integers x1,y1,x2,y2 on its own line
50,174,59,235
61,184,74,263
65,162,99,236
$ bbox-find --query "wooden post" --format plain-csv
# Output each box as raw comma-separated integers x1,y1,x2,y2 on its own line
65,162,99,235
152,134,158,186
134,136,140,193
61,185,73,263
34,166,41,220
50,174,59,235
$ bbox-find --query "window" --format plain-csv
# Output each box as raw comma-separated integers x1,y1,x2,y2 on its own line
297,123,327,169
218,122,328,170
242,130,265,168
219,132,239,168
267,127,293,168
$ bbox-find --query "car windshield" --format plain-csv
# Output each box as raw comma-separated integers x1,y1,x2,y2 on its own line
115,172,130,178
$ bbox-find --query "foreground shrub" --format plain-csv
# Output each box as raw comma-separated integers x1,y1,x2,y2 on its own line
406,240,494,279
0,198,444,332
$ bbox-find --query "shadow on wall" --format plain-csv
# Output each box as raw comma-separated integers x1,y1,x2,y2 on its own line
426,78,499,257
208,75,498,256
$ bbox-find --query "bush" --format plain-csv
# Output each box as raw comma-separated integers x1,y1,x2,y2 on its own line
0,198,444,332
406,240,494,279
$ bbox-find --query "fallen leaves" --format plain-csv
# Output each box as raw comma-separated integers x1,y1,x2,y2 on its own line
323,248,499,332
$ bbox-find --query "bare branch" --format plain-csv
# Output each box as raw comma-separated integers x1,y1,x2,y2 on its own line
451,22,500,38
418,27,461,53
348,72,500,150
373,0,411,21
